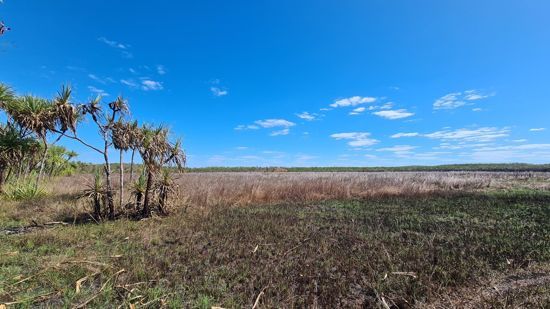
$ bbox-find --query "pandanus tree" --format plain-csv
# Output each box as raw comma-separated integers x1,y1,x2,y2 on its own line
51,89,128,220
2,95,57,187
112,119,133,207
134,125,186,216
0,123,39,191
0,85,79,187
78,96,128,219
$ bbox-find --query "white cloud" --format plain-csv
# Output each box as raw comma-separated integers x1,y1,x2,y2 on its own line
468,143,550,163
98,37,129,49
424,127,510,142
209,79,228,97
120,79,138,88
88,74,105,84
434,90,494,110
296,112,317,121
474,144,550,152
237,119,295,136
141,80,163,91
464,90,492,101
156,65,166,75
472,108,483,112
234,124,260,130
330,132,379,147
373,109,414,120
330,96,376,108
270,128,290,136
210,87,228,97
377,145,417,152
391,132,420,138
255,119,295,128
379,102,393,110
349,107,366,115
87,86,109,97
530,128,545,132
98,37,133,58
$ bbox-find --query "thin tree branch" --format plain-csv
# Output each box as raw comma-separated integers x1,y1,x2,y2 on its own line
52,130,104,154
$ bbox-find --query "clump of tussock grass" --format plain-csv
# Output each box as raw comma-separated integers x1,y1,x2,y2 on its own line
2,179,47,201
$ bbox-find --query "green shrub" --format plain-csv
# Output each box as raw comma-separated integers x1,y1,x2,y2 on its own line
3,180,47,201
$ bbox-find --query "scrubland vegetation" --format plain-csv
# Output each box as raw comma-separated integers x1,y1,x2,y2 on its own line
1,172,549,308
1,81,549,308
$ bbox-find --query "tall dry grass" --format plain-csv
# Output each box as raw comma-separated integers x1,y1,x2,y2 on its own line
12,171,547,220
172,171,550,210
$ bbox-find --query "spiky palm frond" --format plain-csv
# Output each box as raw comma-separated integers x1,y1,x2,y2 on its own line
3,95,56,139
54,85,79,133
0,123,40,165
79,170,105,200
0,83,15,107
108,96,129,115
131,172,147,196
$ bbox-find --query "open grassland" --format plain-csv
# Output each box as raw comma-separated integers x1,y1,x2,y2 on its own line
1,172,549,308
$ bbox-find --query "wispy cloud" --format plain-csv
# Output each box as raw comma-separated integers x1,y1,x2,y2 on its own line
392,127,510,145
349,107,366,116
210,79,228,97
424,127,510,142
330,96,376,108
391,132,420,138
296,112,317,121
235,124,259,130
236,119,295,136
98,37,133,58
88,74,116,85
141,80,163,91
433,90,494,110
530,128,546,132
373,109,414,120
120,79,138,88
87,86,109,97
98,37,129,50
330,132,379,147
255,119,295,128
270,128,290,136
377,145,417,156
210,87,228,97
156,65,166,75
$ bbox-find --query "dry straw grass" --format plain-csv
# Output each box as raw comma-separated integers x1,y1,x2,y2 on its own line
173,171,550,210
10,171,548,221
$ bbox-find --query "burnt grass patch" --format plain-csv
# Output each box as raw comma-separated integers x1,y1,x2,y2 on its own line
1,191,549,307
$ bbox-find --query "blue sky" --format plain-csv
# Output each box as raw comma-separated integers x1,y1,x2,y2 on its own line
1,0,549,167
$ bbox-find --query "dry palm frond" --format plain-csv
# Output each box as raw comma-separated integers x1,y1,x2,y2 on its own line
54,85,78,134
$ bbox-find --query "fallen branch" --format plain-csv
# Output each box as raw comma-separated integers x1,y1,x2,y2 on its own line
252,287,267,309
73,269,125,309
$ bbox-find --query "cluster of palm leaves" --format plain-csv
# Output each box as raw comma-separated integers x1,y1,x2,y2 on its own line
0,81,186,220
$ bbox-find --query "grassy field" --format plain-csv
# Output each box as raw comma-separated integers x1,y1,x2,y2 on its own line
1,172,549,308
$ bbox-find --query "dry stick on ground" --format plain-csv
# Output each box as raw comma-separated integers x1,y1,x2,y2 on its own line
73,269,125,309
2,291,58,306
252,287,268,309
75,272,101,294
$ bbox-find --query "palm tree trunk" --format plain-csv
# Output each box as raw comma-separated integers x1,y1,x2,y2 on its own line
0,164,6,193
93,195,101,220
36,140,48,189
119,149,124,207
103,143,115,220
129,148,135,183
142,170,154,217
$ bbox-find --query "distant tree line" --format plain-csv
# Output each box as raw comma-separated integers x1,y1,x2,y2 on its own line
0,83,185,219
